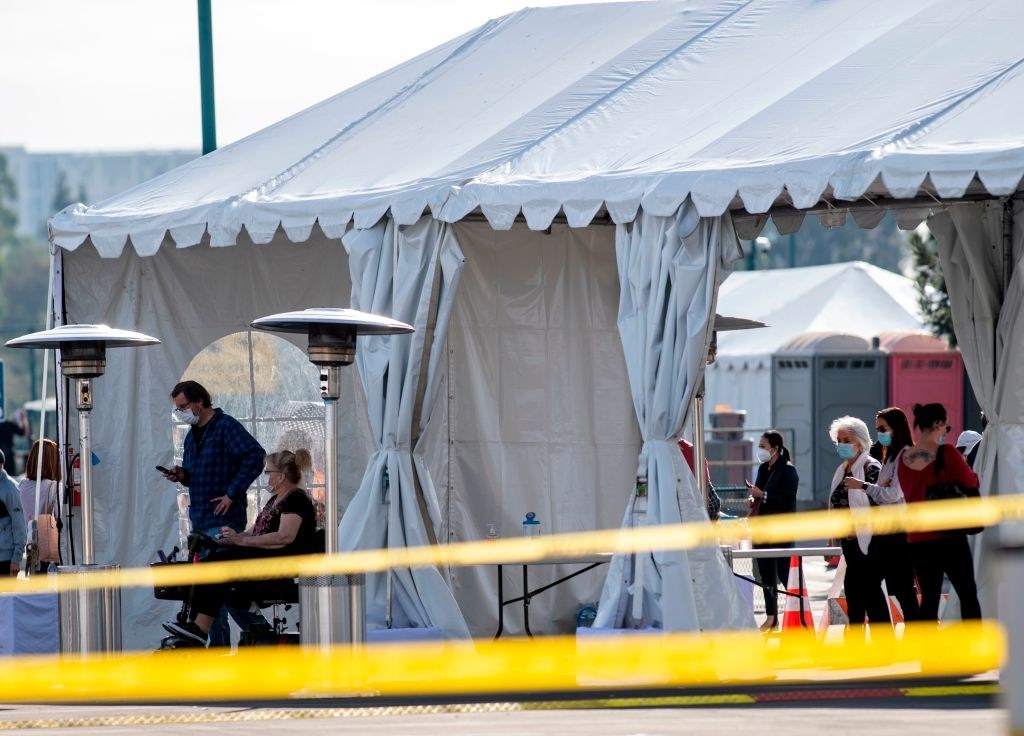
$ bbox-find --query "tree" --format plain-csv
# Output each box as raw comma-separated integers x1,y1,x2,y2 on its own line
0,153,52,409
909,229,955,346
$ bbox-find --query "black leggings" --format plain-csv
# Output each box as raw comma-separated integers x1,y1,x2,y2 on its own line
909,535,981,620
754,543,792,617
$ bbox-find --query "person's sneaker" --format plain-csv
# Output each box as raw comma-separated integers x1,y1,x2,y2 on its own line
161,619,208,646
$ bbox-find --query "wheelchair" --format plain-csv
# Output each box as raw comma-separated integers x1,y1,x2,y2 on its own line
154,530,323,650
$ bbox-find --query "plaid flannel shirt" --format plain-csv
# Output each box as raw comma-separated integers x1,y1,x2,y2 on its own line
181,409,265,534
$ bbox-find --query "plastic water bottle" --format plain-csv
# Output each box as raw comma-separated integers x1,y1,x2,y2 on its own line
486,523,498,542
522,512,541,537
47,562,57,575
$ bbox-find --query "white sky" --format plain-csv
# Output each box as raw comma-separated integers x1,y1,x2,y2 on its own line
1,0,611,152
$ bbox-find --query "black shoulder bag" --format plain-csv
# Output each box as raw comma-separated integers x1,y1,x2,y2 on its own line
924,445,983,535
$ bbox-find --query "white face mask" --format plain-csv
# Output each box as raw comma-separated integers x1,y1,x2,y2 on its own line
172,408,200,426
755,447,772,464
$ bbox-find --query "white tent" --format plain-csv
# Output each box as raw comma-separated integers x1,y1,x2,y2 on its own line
43,0,1024,647
706,261,924,432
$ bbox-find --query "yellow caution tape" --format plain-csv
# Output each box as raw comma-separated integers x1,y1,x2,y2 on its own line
0,494,1020,596
0,622,1001,702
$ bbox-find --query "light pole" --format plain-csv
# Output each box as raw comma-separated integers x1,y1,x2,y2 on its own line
6,324,159,655
251,307,413,650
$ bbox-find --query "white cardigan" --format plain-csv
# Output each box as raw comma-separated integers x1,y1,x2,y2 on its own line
829,452,881,555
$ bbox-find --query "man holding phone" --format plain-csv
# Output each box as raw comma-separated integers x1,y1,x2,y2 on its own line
161,380,266,645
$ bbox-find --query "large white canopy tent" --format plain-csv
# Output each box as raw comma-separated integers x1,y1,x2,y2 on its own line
706,261,924,433
44,0,1024,648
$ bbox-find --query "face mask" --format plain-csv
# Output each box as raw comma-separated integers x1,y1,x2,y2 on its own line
172,408,200,426
938,433,946,445
836,443,857,460
876,431,892,447
755,447,772,464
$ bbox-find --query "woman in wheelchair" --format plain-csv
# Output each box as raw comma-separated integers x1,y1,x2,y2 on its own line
162,449,317,646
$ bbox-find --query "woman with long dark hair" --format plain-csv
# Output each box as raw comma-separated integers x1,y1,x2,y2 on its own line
745,430,799,632
853,406,921,621
894,403,981,620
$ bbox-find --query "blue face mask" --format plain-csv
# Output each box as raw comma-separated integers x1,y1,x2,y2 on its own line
877,431,892,447
836,443,857,460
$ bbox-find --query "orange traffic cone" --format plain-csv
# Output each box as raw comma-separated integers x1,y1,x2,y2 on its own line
781,555,814,630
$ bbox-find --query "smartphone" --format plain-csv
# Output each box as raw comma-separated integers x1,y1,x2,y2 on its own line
156,465,171,474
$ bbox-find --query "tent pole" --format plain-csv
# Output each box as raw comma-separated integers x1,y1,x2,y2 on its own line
692,379,708,507
1003,198,1014,297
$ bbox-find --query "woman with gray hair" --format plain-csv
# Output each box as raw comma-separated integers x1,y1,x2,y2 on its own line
828,415,891,633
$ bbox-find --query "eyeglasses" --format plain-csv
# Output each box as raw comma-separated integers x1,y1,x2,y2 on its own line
263,469,281,475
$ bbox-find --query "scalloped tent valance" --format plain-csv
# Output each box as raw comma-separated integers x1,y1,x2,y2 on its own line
51,0,1024,256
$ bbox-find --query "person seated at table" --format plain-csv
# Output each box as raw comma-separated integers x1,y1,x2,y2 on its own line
161,449,317,646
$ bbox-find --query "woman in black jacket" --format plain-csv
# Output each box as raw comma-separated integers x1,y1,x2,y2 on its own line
745,430,799,632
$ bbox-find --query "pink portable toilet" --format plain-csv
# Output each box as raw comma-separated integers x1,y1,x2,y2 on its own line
876,331,964,440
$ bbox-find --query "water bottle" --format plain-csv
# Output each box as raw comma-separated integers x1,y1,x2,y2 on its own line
486,523,498,542
522,512,541,537
47,562,57,575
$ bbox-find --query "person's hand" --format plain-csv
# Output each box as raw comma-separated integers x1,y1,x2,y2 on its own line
745,480,764,499
218,527,241,546
14,408,26,425
9,562,19,576
162,465,185,483
843,476,866,490
211,495,233,516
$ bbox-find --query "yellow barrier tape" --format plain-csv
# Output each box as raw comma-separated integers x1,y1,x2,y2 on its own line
0,622,1001,703
0,494,1020,596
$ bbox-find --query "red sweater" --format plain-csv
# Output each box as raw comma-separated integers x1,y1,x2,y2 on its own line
897,444,980,543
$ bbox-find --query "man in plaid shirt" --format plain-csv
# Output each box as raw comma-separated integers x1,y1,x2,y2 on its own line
162,380,266,645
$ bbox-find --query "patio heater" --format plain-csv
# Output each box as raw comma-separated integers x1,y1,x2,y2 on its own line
251,307,413,650
693,315,766,505
6,324,160,655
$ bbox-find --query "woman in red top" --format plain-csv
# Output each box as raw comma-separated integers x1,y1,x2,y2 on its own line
896,403,981,620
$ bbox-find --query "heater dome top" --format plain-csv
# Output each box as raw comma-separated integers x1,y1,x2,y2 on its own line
251,308,414,336
6,324,161,349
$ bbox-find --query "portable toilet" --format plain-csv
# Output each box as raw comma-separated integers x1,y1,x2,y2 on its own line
772,332,887,509
876,331,964,440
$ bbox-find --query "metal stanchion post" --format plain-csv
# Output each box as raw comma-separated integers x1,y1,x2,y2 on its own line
1000,525,1024,735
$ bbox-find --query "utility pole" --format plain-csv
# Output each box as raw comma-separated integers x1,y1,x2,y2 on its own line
197,0,217,154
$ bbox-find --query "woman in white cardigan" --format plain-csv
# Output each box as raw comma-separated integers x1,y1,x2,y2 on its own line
828,416,890,632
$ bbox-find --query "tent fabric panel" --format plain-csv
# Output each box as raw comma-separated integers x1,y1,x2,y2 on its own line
339,215,471,637
931,200,1024,620
445,220,636,636
594,202,752,631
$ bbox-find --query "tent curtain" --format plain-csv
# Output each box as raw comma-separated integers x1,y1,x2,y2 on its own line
593,201,754,631
930,199,1024,618
340,214,470,638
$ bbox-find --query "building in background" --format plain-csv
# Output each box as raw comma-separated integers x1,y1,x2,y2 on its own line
1,146,197,236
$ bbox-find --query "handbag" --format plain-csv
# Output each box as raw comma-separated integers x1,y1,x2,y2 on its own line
924,445,982,535
36,513,60,562
33,479,61,563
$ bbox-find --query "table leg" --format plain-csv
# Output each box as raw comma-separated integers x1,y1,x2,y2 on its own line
522,564,533,638
493,564,505,639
